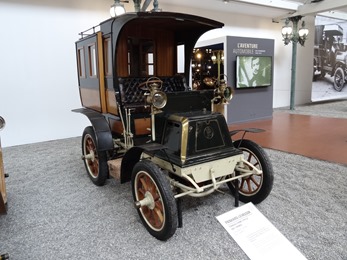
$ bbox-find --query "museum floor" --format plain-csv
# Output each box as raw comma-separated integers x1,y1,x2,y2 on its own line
0,99,346,259
229,101,347,165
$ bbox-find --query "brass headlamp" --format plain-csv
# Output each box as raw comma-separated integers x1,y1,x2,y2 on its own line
145,82,167,110
214,79,233,105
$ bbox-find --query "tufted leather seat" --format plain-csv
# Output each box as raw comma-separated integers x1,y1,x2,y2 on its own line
119,77,148,105
162,75,188,92
118,75,188,108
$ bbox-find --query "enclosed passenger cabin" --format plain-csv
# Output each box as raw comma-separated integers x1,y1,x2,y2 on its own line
75,12,224,141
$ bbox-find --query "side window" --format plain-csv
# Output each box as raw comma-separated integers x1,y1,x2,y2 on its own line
142,41,154,76
88,43,97,77
127,38,155,77
104,38,112,76
177,44,185,73
147,52,154,76
77,47,86,78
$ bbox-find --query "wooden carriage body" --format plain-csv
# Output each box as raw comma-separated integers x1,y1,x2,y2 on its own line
75,12,223,141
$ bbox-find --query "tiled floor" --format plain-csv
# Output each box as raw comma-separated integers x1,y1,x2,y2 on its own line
229,112,347,165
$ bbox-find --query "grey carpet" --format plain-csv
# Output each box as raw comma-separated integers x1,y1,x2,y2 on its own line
0,100,346,260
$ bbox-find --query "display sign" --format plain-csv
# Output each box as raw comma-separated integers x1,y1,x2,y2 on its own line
216,203,307,260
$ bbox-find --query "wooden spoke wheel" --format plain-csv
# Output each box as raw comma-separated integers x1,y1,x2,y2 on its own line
82,126,108,186
132,160,177,240
228,139,274,204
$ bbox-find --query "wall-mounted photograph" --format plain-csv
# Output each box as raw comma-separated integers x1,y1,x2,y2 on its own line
236,56,272,88
312,16,347,101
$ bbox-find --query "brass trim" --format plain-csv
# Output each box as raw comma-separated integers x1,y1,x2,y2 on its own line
97,32,107,113
168,114,189,163
180,118,189,163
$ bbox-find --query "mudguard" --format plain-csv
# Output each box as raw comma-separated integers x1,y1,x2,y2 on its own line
120,143,168,183
230,128,265,147
72,108,113,152
229,127,265,137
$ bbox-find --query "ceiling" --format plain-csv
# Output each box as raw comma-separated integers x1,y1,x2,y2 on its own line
158,0,347,21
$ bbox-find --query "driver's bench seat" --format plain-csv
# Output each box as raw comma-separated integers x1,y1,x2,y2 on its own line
118,75,188,109
117,75,188,140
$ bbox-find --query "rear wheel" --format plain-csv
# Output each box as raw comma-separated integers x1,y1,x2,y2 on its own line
82,126,108,186
228,139,274,204
333,67,345,92
132,160,177,240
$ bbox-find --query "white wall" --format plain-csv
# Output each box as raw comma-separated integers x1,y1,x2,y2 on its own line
0,1,314,147
0,1,109,147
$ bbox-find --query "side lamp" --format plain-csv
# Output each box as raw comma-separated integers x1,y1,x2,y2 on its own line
213,79,234,105
110,0,126,17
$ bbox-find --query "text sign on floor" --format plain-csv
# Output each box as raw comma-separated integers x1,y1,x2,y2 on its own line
216,203,307,260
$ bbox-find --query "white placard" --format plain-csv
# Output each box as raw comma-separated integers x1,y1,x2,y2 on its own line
216,203,307,260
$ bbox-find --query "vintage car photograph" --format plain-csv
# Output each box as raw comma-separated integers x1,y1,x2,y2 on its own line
312,16,347,101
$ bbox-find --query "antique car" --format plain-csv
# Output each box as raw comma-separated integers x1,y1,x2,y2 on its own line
313,24,347,91
73,10,273,240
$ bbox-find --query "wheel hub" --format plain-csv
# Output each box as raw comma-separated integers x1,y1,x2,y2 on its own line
83,150,95,161
135,191,155,209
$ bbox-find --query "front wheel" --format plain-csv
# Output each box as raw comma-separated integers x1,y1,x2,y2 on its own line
131,160,177,240
82,126,108,186
333,67,345,92
228,139,274,204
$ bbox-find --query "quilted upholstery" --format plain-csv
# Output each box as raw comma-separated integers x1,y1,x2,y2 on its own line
118,75,187,107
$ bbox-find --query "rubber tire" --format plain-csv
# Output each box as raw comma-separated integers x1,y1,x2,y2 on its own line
131,160,177,241
333,67,345,92
82,126,108,186
228,139,274,204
